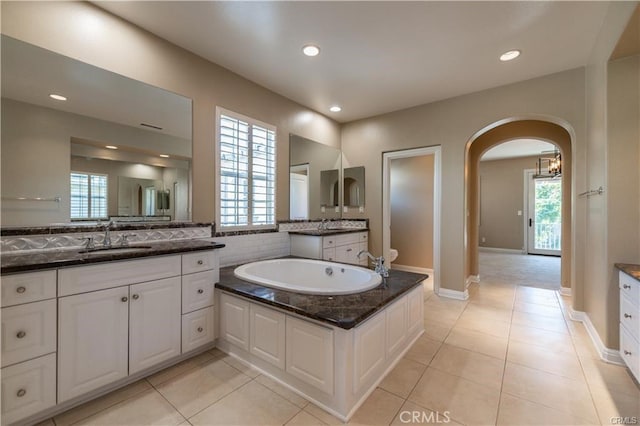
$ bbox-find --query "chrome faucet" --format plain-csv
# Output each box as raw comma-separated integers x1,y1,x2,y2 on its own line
358,250,389,278
318,218,329,231
102,220,114,248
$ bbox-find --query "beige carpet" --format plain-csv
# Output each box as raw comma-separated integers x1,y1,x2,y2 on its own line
479,251,561,290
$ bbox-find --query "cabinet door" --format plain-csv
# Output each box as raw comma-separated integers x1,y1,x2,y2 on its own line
286,316,334,395
219,293,250,351
250,304,286,369
322,247,336,262
58,287,129,402
353,311,386,393
129,277,182,375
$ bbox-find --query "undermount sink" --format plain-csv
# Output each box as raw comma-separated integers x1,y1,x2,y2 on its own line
78,246,153,255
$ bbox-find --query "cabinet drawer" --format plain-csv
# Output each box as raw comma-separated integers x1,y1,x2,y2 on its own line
620,294,640,342
619,271,639,306
59,255,181,296
1,270,56,307
1,353,56,425
182,307,215,353
182,271,216,314
334,233,360,246
1,299,56,367
182,251,218,275
322,247,336,262
620,325,640,381
322,237,336,249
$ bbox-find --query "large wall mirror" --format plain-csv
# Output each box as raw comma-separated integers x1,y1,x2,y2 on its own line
1,36,192,226
289,134,341,220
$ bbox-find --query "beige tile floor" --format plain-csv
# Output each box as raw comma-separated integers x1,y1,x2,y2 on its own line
40,253,639,425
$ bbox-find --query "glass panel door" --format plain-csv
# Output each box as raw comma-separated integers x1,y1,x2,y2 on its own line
527,177,561,256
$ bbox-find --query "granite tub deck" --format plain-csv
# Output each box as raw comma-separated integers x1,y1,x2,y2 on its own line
1,239,225,274
616,263,640,282
216,262,427,329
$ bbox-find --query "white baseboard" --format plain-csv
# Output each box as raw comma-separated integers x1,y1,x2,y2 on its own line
391,264,433,276
437,287,469,301
569,308,624,365
479,247,524,254
559,287,572,297
465,274,480,288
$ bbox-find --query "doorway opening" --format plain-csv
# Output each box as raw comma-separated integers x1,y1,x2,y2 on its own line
382,146,441,295
525,171,562,256
289,164,309,220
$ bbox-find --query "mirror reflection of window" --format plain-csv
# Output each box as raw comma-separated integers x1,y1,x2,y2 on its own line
70,172,108,219
290,164,309,220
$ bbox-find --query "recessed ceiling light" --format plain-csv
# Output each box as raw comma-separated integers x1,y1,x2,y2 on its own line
49,94,67,101
500,50,521,61
329,106,342,112
159,154,170,158
302,44,320,57
105,145,118,150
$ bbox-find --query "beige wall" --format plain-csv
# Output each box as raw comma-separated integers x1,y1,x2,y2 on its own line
582,3,638,349
342,68,586,293
479,155,540,251
390,155,434,269
1,1,341,225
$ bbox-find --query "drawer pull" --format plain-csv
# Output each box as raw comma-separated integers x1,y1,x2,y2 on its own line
328,240,333,244
623,284,631,289
16,389,26,398
624,350,633,356
197,260,204,265
197,327,204,333
197,289,204,294
121,296,128,302
16,331,26,339
346,248,353,252
16,286,26,294
132,294,140,300
624,313,632,319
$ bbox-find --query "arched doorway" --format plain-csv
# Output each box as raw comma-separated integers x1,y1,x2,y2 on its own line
464,119,574,293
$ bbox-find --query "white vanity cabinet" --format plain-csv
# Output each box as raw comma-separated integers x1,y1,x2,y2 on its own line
1,270,58,424
619,270,640,381
290,231,368,266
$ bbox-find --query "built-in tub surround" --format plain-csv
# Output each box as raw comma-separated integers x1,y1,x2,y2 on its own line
217,262,425,420
234,258,382,295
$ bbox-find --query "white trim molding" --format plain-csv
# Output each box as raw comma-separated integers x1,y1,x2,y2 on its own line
391,265,433,275
437,287,469,301
559,287,572,297
568,308,624,365
465,274,480,288
478,247,524,254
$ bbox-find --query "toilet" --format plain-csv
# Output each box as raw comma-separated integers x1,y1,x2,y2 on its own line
389,248,399,263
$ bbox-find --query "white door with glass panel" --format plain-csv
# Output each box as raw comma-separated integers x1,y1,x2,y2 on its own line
527,175,562,256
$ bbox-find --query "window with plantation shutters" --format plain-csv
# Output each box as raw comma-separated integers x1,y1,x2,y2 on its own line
70,172,108,219
217,108,276,229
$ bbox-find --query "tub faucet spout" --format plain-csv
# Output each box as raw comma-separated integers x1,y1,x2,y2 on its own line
357,250,389,278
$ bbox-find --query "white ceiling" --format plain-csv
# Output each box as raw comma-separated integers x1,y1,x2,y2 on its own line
481,139,556,161
1,35,192,140
95,1,611,123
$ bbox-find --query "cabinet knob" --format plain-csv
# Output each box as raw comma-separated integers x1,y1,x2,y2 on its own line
16,331,26,339
121,296,128,302
197,260,204,265
624,313,632,319
624,350,632,356
623,284,631,289
16,389,26,398
328,240,333,244
197,327,204,333
197,289,204,294
132,294,139,300
16,286,26,294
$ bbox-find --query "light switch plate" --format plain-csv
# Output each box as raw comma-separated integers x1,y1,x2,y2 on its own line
359,206,364,213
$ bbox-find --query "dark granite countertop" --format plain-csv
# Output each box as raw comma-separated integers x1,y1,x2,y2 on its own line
216,263,426,329
1,239,225,275
616,263,640,282
288,228,368,237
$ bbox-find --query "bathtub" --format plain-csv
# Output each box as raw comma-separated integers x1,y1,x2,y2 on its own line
233,258,382,295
